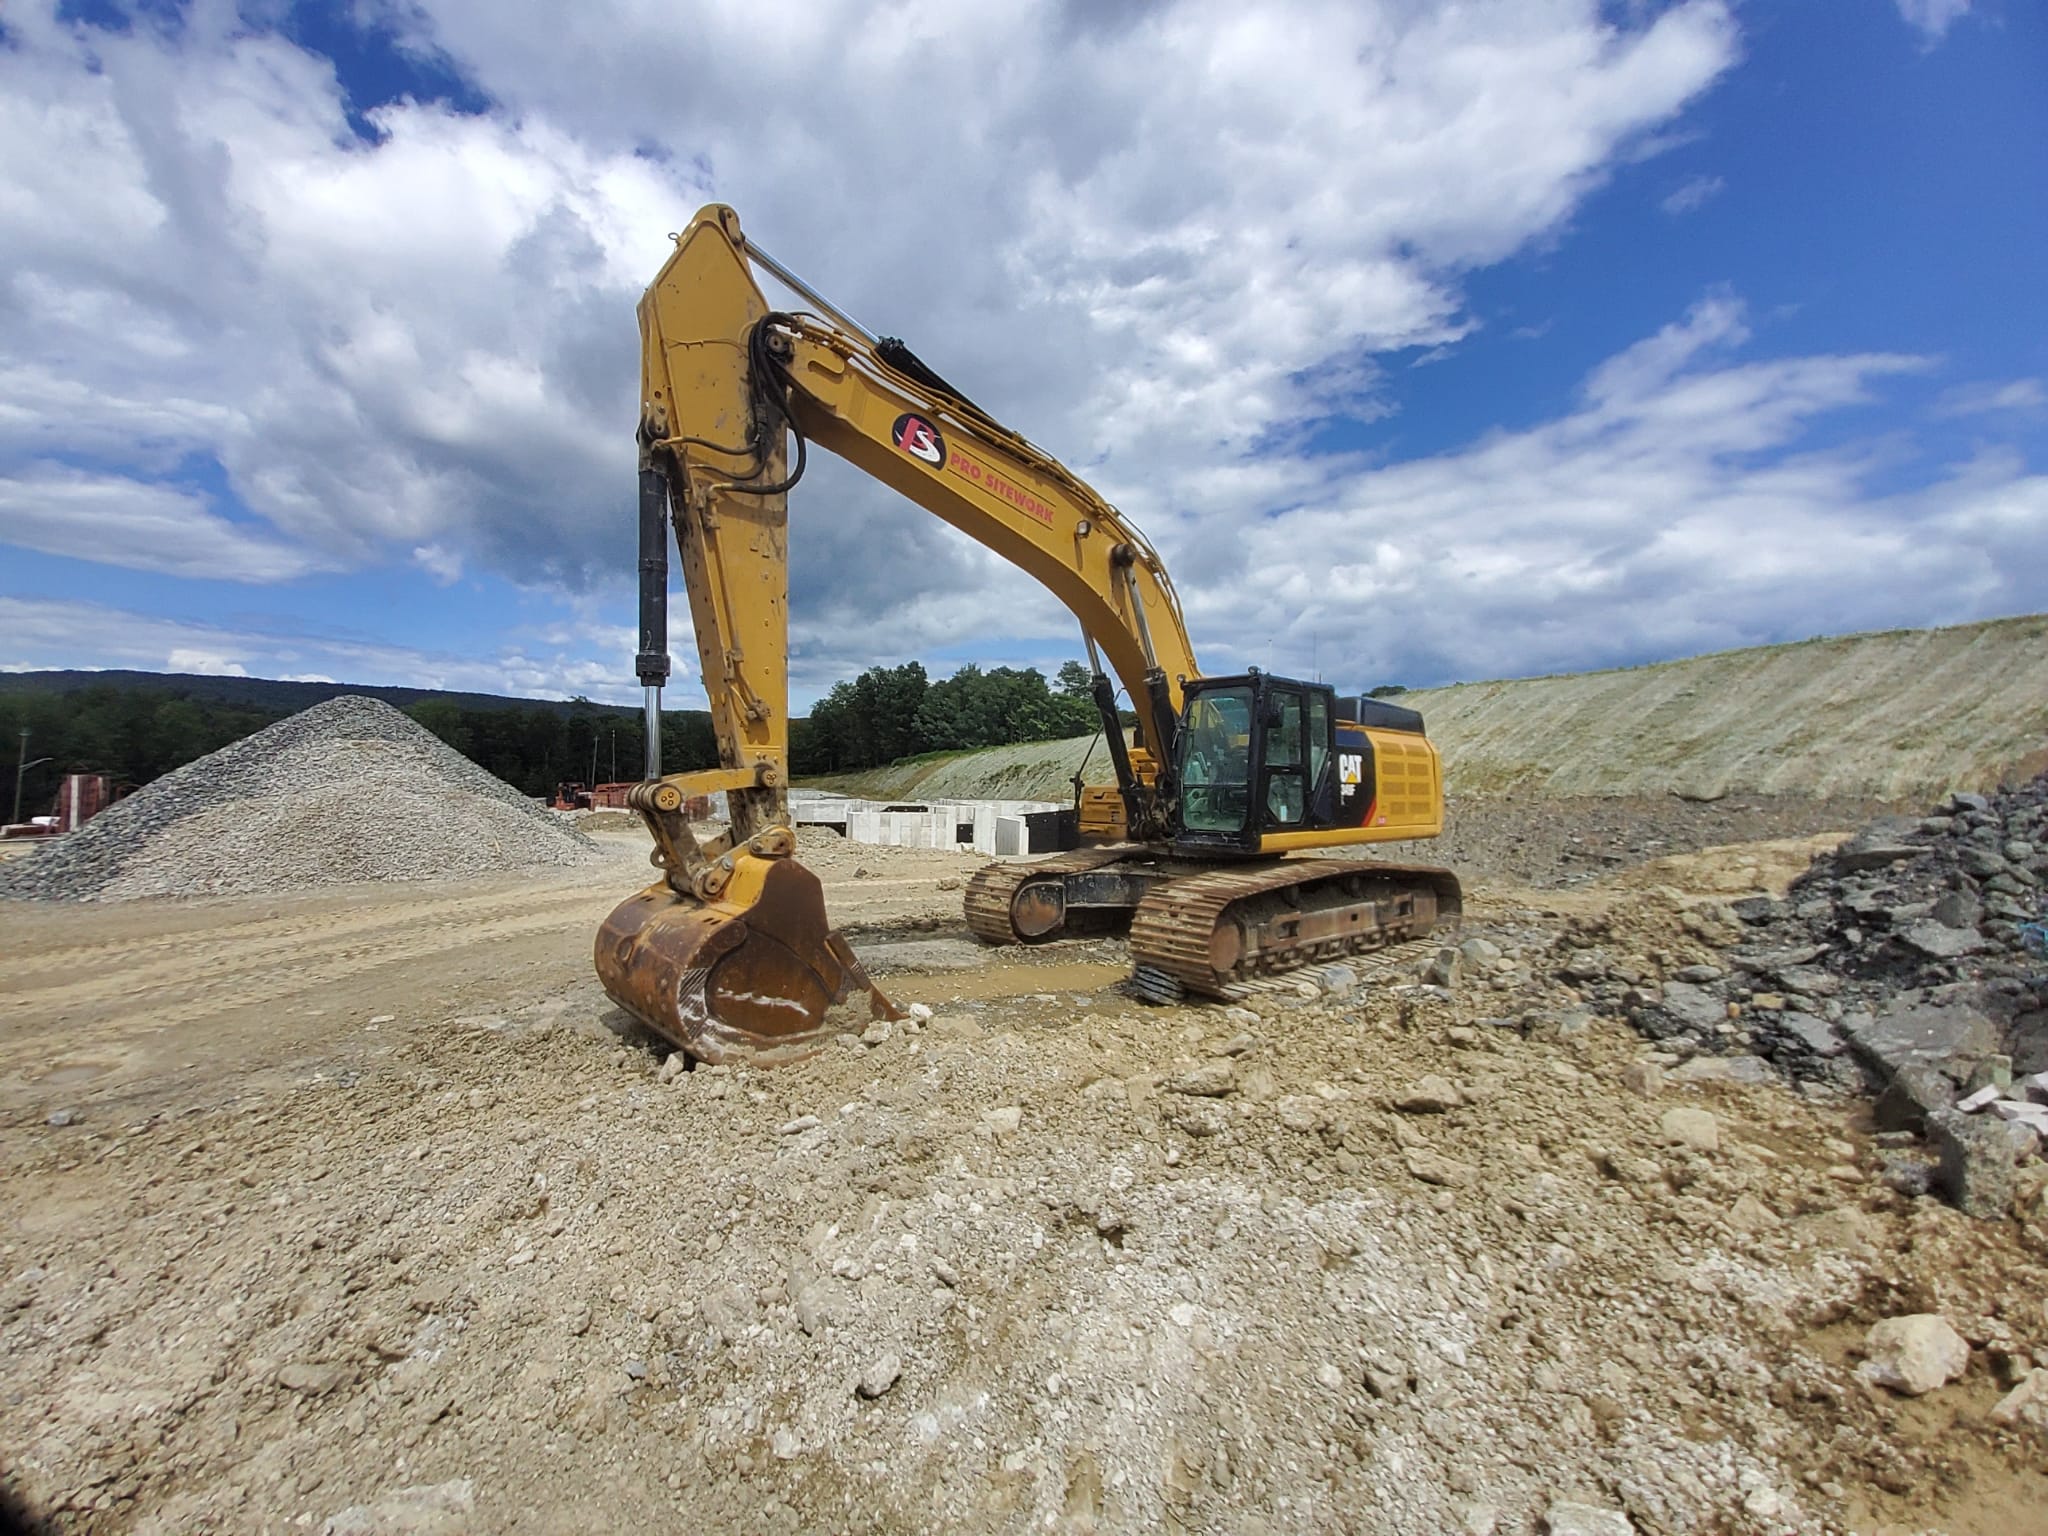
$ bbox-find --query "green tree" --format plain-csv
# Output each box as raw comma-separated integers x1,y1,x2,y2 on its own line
913,664,1082,751
788,662,927,772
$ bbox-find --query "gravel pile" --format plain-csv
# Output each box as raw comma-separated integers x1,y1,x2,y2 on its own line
0,695,599,901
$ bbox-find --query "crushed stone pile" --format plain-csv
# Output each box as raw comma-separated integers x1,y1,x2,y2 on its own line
0,695,600,901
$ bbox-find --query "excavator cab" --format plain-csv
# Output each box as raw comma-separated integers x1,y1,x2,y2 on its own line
1171,672,1339,854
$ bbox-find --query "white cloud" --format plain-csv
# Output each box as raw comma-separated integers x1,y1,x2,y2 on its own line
412,544,467,583
1935,378,2046,418
166,649,250,677
0,464,316,580
1660,173,1725,215
1190,295,2045,686
0,5,699,591
1895,0,1971,42
0,1,1738,605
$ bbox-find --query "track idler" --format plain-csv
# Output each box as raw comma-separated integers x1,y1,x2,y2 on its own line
594,852,898,1067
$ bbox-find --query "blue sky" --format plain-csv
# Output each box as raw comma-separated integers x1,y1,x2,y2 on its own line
1,0,2042,708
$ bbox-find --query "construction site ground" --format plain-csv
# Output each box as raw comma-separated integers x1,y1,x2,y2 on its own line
4,812,2046,1535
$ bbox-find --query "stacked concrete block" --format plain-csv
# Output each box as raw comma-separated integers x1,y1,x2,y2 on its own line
792,791,1061,854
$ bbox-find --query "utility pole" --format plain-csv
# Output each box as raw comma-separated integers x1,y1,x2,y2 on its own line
11,729,26,826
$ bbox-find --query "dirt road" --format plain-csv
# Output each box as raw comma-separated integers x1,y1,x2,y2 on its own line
0,833,990,1116
2,832,2044,1534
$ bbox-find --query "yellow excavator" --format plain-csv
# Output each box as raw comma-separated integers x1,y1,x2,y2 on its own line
594,204,1460,1065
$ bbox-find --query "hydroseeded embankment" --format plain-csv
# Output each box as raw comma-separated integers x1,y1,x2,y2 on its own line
803,613,2048,805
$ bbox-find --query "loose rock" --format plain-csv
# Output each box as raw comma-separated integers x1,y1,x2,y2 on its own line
1392,1074,1462,1113
981,1106,1022,1137
1658,1107,1720,1154
1989,1368,2048,1430
1857,1315,1969,1396
320,1479,476,1536
1872,1065,1955,1134
1545,1501,1636,1535
1404,1150,1476,1188
1621,1062,1663,1099
856,1353,902,1399
1166,1061,1237,1098
1929,1108,2014,1219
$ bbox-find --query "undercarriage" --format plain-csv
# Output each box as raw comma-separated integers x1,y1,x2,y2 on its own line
965,846,1463,1002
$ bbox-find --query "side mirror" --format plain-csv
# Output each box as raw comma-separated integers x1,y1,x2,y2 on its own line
1263,700,1285,728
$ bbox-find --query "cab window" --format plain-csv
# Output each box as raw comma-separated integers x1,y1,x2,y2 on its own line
1265,690,1305,825
1307,691,1330,788
1178,686,1252,833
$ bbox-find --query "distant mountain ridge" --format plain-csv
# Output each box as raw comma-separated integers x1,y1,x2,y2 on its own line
0,669,633,718
0,669,722,807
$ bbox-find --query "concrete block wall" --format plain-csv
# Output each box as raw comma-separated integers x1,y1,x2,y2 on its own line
794,790,1060,854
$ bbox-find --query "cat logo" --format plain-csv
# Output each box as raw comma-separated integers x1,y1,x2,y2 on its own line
1339,752,1363,787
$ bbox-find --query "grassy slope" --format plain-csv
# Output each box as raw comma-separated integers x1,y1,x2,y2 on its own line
802,613,2048,803
805,733,1123,803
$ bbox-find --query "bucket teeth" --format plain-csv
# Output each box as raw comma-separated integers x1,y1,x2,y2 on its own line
594,854,898,1067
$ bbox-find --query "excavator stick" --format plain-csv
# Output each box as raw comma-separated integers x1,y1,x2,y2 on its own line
593,290,898,1069
595,853,897,1067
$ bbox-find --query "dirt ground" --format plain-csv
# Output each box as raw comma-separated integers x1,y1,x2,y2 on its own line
3,823,2045,1534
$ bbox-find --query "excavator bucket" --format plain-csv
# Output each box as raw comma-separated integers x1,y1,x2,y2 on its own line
594,853,899,1068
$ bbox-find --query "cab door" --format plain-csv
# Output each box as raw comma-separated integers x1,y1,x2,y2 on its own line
1259,683,1340,832
1259,687,1308,830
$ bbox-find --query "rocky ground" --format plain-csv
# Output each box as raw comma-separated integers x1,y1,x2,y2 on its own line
1407,791,1900,892
2,800,2046,1534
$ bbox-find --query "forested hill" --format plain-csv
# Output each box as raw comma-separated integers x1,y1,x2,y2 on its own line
0,671,719,811
1,658,1119,815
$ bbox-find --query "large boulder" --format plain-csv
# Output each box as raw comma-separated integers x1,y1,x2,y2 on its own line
1872,1065,1955,1134
1929,1108,2014,1219
1846,999,1999,1083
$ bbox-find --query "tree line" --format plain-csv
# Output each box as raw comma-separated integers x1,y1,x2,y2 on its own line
0,683,721,815
791,660,1106,775
1,660,1115,817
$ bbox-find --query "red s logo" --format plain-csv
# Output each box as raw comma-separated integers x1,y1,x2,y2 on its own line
891,413,945,469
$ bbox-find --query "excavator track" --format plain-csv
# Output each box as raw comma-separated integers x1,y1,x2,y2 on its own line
1126,859,1461,1003
964,847,1136,944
